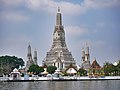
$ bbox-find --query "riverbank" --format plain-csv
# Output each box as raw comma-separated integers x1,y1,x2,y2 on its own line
0,76,120,82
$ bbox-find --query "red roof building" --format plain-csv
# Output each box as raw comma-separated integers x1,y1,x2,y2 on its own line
91,58,101,69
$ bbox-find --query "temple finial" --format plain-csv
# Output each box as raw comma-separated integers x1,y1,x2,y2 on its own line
56,7,62,25
58,7,60,12
86,42,89,54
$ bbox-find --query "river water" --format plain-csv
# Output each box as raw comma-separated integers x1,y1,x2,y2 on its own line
0,80,120,90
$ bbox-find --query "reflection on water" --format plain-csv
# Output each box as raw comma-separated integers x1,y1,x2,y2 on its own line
0,80,120,90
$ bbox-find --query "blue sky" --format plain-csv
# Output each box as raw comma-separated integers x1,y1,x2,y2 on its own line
0,0,120,66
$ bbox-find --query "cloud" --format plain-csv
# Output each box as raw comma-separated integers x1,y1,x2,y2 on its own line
75,39,107,60
25,0,45,10
65,26,88,36
23,0,80,15
0,11,29,23
96,22,106,28
24,0,120,15
0,0,23,7
0,34,30,48
24,0,84,15
58,1,85,15
0,34,30,61
83,0,120,9
1,0,120,16
93,40,106,48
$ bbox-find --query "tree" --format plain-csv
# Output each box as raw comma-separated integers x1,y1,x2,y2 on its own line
0,55,24,74
78,68,87,76
114,60,120,76
28,64,44,75
103,61,120,76
47,66,57,74
116,60,120,68
103,62,113,76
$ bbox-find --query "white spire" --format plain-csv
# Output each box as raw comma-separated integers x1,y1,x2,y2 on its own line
27,43,32,60
86,42,89,55
34,48,37,58
26,43,34,71
34,48,37,65
56,7,62,25
82,48,85,57
28,43,31,54
58,7,60,12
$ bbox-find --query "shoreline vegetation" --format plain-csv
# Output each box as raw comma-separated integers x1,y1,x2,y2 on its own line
0,55,120,82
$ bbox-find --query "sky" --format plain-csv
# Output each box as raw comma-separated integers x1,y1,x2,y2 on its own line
0,0,120,66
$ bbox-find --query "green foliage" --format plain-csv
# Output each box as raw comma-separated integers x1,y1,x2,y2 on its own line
103,62,114,76
78,68,87,76
28,64,44,75
47,66,57,74
116,60,120,68
103,61,120,76
0,55,24,74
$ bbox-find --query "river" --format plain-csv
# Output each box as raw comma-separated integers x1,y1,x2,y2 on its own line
0,80,120,90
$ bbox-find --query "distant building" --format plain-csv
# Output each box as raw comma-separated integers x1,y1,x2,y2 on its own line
91,58,101,69
44,7,76,71
25,44,38,71
34,49,38,65
65,64,78,75
90,58,102,76
81,44,91,70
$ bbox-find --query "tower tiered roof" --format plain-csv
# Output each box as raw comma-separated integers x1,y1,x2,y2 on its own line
45,7,76,70
91,58,101,69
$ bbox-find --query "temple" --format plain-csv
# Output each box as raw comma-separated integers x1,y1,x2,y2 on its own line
44,7,76,71
25,44,38,71
81,43,91,70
